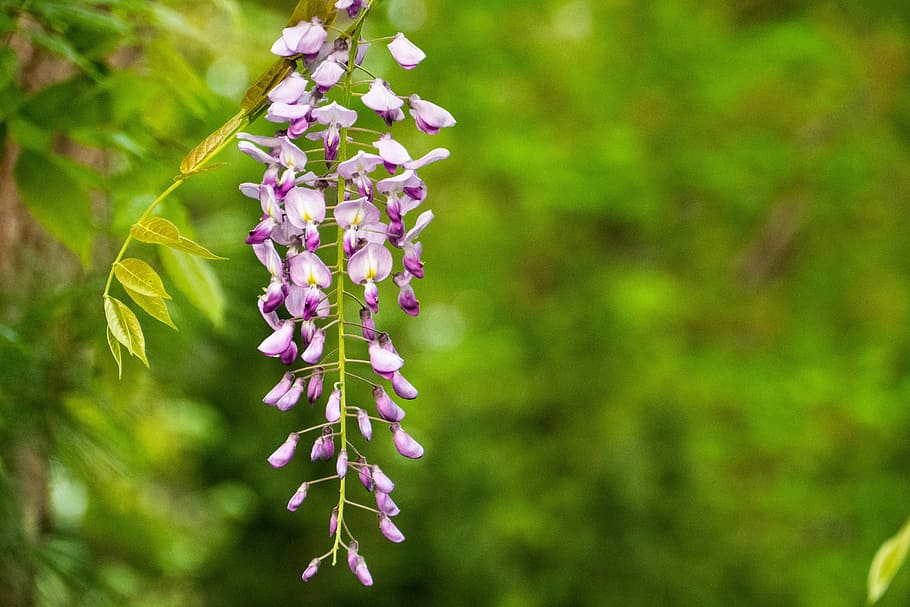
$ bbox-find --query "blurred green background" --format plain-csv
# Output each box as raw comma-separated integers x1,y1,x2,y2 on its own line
4,0,910,605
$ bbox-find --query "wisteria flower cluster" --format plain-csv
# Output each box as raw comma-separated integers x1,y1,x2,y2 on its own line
237,1,453,585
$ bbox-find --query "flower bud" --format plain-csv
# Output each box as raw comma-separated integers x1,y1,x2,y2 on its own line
353,555,373,586
268,433,300,468
358,456,373,491
301,557,320,582
276,377,305,411
325,388,341,422
336,449,349,478
371,465,395,493
375,490,400,517
287,482,308,511
307,367,324,403
357,408,373,440
373,385,406,422
391,423,424,459
360,307,376,340
368,342,404,374
379,512,406,543
391,371,418,400
329,506,338,537
262,372,294,406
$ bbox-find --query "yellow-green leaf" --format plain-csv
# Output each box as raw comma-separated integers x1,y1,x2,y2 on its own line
868,516,910,604
114,258,172,299
130,217,225,259
180,111,245,176
124,286,178,330
103,296,148,367
287,0,338,27
106,326,122,379
240,59,295,114
159,248,225,327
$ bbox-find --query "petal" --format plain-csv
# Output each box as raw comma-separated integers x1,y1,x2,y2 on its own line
357,408,373,441
288,251,333,288
301,329,326,364
287,482,309,511
262,372,294,406
373,385,406,421
333,197,380,228
258,320,295,356
337,150,383,179
369,341,404,374
391,371,418,399
267,433,300,468
391,423,424,459
404,147,450,170
408,95,456,133
276,377,305,411
268,71,309,103
362,79,404,113
325,388,341,422
301,558,320,582
336,449,349,478
404,209,434,244
373,133,411,166
312,60,346,92
387,32,426,70
371,465,395,493
379,513,406,543
311,101,358,127
285,187,326,228
348,243,393,284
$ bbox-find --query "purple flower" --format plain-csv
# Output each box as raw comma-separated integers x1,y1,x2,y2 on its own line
395,272,420,316
325,388,341,422
375,490,400,516
349,244,393,312
268,433,300,468
357,408,373,441
391,371,418,399
263,372,294,405
307,367,324,403
311,101,358,161
387,33,426,70
310,427,335,461
373,385,406,422
271,19,327,58
362,79,404,125
311,59,346,93
408,95,456,135
360,307,376,340
336,449,349,478
373,133,411,173
371,465,395,493
301,558,320,582
391,423,424,459
337,151,384,199
287,482,309,511
258,320,295,357
352,555,373,586
269,71,309,103
335,0,366,18
276,377,305,411
368,340,404,374
358,459,373,491
379,512,405,543
288,250,332,288
329,506,338,536
301,328,325,364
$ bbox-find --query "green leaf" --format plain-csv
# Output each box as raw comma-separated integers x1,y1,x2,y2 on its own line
13,150,93,267
159,248,225,327
868,517,910,604
287,0,338,27
106,327,122,379
114,258,172,299
103,296,148,367
123,286,177,330
25,27,101,79
130,217,225,259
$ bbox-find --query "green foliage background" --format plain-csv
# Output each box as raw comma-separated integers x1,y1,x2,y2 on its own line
4,0,910,605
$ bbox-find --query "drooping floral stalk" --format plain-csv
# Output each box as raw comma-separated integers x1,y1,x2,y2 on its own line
239,0,453,585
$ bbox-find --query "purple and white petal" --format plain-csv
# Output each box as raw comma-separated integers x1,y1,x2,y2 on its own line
348,243,393,284
258,320,295,357
379,512,406,542
391,423,424,459
387,32,426,70
408,95,456,134
267,433,300,468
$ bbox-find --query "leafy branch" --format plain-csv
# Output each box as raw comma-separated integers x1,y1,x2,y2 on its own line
102,0,340,376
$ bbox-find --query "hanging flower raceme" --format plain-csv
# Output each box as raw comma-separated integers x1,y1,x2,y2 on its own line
239,0,453,587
